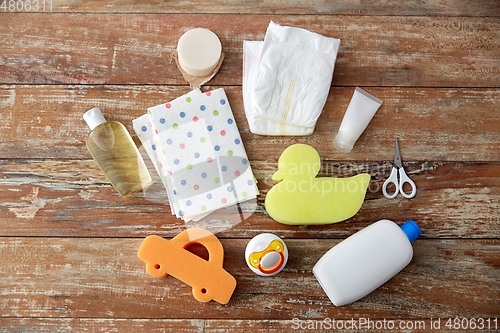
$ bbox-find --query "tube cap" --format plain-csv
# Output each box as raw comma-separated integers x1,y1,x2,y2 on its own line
333,129,356,153
83,107,107,131
400,220,422,242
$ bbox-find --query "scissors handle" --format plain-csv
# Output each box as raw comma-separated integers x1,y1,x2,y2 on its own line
382,167,399,199
398,168,417,198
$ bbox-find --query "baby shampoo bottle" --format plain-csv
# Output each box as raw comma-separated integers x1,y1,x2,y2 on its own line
83,107,151,197
313,219,421,306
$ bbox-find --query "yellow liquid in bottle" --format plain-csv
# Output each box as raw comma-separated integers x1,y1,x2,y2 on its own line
86,121,152,197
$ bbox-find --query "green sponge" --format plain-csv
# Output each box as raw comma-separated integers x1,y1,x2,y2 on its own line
265,144,370,225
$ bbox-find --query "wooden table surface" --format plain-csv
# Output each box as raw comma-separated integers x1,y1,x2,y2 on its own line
1,1,499,332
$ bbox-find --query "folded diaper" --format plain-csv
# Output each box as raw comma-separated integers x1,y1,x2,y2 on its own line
133,88,259,222
243,21,340,136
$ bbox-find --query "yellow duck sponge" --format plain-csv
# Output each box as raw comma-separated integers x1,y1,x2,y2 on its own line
265,144,370,225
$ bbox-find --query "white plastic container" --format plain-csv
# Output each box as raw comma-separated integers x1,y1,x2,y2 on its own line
333,87,383,153
313,219,421,306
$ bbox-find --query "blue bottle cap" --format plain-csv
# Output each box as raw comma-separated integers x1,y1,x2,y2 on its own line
401,220,422,242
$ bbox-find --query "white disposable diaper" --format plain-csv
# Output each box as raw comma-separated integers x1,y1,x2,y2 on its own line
243,21,340,136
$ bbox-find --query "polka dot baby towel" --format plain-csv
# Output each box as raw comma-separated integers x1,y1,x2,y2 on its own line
133,88,259,222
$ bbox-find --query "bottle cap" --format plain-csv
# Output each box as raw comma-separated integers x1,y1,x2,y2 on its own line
400,220,422,242
83,107,107,131
333,129,356,153
177,28,222,77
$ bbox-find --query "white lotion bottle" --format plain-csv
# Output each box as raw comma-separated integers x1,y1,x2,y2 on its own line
313,219,421,306
333,87,383,153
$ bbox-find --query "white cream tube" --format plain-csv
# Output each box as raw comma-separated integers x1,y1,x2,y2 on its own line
333,87,383,153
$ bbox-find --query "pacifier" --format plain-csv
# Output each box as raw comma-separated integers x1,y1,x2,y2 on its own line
245,233,288,276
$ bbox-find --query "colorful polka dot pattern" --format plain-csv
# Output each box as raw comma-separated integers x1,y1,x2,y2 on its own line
133,113,180,219
133,88,258,222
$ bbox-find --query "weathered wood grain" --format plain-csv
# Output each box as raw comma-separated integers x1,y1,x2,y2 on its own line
205,319,500,332
1,3,499,331
0,318,204,332
6,0,500,16
1,85,499,161
0,238,498,319
1,15,499,87
0,159,498,238
2,318,499,333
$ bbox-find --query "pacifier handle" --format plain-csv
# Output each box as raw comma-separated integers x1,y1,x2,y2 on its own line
258,251,285,274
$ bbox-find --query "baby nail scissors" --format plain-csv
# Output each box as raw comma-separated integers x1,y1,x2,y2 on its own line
383,138,417,199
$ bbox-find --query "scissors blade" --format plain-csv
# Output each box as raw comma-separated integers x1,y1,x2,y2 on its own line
393,137,403,169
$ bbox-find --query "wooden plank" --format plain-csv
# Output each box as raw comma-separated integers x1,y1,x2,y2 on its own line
0,318,204,332
1,85,499,161
205,319,500,332
204,319,500,332
0,159,498,238
2,318,499,333
1,15,499,87
5,0,500,16
0,238,498,319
